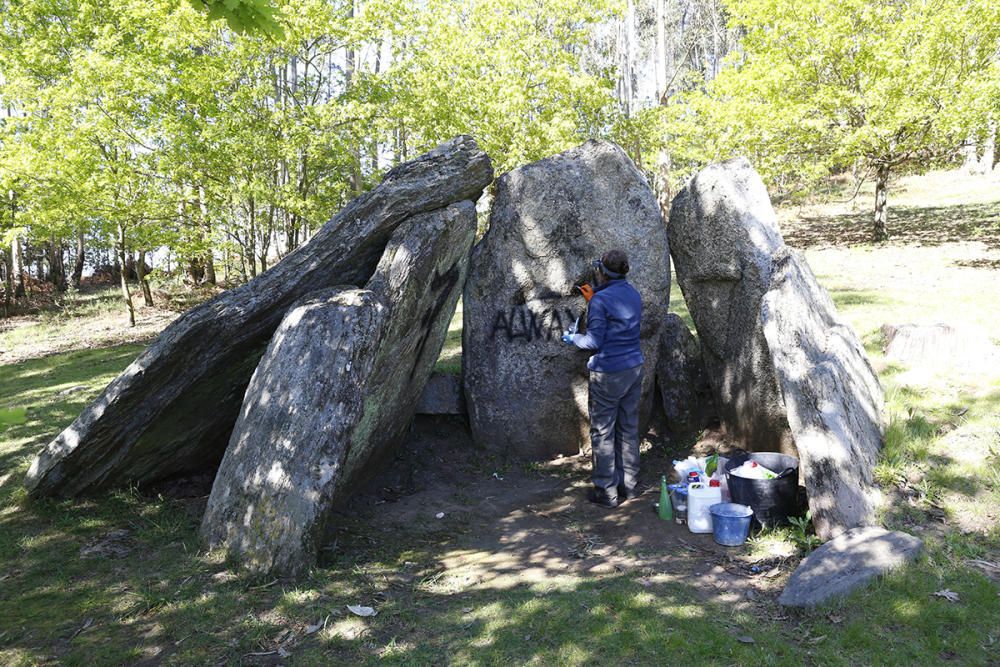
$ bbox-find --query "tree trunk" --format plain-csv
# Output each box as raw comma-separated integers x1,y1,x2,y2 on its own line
655,0,666,100
872,163,890,243
962,135,981,173
3,245,12,316
137,250,154,307
117,224,135,327
979,122,997,173
188,258,204,284
248,194,257,278
11,235,25,299
204,252,216,285
198,185,216,285
346,1,362,194
70,230,86,290
47,235,67,291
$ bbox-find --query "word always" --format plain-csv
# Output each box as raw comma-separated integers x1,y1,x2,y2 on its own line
490,306,581,344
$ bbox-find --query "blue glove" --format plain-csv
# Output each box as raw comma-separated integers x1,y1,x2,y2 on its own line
561,331,575,345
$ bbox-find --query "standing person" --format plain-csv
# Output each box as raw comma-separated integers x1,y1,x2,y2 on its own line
563,249,644,508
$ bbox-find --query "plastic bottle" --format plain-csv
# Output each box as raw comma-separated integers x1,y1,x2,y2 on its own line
658,476,673,521
687,482,723,534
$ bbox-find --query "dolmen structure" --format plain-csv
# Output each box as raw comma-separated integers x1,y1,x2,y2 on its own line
25,138,886,574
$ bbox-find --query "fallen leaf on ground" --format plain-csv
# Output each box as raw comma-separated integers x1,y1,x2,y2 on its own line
933,589,961,603
304,617,327,634
347,605,377,617
828,613,844,624
461,607,473,613
435,512,445,519
736,635,756,644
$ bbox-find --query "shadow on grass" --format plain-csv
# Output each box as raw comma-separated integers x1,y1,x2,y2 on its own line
0,345,146,499
2,483,999,665
784,201,1000,249
828,288,891,310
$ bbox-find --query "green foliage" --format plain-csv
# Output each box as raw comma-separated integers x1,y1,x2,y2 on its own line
1,0,626,292
188,0,284,37
669,0,1000,194
788,511,822,553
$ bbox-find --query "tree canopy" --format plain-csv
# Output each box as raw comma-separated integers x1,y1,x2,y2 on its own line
2,0,997,321
671,0,1000,239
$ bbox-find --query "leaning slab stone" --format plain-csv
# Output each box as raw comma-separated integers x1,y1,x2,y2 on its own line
778,528,923,607
654,314,715,445
201,202,475,575
669,158,884,540
25,137,493,497
762,249,885,539
463,140,670,458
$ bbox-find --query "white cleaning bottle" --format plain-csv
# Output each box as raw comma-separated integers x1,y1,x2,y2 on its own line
687,482,722,534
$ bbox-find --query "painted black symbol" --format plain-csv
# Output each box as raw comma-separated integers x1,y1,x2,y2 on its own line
490,306,580,343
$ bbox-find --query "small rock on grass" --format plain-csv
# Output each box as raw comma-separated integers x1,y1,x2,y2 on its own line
778,527,923,607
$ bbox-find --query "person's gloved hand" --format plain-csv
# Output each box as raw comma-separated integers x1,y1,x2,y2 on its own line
577,283,594,302
561,331,575,345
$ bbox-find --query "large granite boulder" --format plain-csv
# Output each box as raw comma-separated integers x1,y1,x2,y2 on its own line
201,202,476,575
669,158,884,540
25,137,493,498
653,314,715,445
463,140,671,458
668,160,793,455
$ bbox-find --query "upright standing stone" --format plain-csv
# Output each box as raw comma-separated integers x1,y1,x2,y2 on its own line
201,202,476,575
668,159,792,455
464,140,670,458
669,158,884,540
25,137,493,498
654,314,716,445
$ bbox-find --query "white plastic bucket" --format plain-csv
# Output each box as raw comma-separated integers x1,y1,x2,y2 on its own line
687,482,722,534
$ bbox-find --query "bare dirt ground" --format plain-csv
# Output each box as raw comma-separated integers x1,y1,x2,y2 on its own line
328,417,793,611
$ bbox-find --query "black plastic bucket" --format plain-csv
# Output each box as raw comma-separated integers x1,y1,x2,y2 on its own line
724,452,799,528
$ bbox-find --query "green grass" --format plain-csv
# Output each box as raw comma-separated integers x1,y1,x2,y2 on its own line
2,304,997,663
434,300,463,376
2,169,999,664
0,286,182,365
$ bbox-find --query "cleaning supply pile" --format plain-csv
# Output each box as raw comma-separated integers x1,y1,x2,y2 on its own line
659,453,760,547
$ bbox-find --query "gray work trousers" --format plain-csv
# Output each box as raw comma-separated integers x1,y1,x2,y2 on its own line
589,364,643,499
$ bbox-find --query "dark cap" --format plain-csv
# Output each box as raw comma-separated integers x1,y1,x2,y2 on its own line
601,249,629,277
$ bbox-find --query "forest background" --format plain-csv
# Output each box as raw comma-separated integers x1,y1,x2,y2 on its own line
1,0,999,324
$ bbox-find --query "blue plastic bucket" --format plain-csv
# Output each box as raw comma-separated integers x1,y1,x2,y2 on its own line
709,503,754,546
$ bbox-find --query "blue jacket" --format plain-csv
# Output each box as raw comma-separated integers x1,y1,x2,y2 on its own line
571,278,644,372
